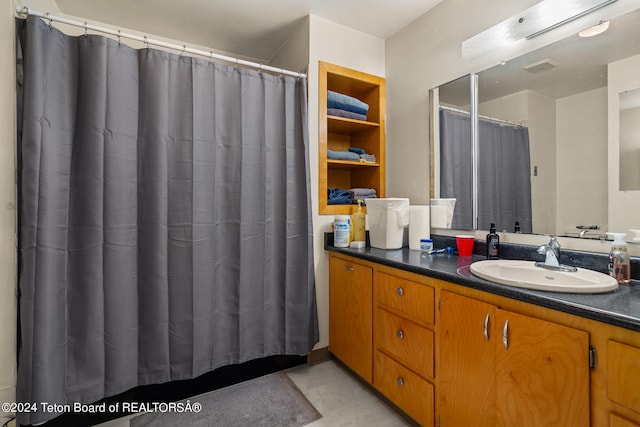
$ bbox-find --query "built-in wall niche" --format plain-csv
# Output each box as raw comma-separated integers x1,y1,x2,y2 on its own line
619,87,640,191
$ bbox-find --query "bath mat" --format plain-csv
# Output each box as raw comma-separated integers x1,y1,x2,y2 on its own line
130,371,321,427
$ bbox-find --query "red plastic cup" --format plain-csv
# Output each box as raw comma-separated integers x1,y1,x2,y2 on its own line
456,235,475,256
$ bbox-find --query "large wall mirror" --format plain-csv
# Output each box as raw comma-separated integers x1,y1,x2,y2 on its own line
430,6,640,239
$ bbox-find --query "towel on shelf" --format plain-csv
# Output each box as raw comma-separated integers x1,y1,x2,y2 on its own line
350,188,377,197
328,187,353,205
359,153,376,163
328,90,369,116
327,149,360,161
328,108,367,121
348,147,366,154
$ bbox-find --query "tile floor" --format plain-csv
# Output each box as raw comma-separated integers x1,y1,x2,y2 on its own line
96,360,412,427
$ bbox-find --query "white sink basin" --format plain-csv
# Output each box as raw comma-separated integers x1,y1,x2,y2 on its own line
470,260,618,293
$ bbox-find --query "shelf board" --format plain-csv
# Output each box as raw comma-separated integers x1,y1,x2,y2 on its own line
328,116,379,134
324,204,358,215
328,160,380,169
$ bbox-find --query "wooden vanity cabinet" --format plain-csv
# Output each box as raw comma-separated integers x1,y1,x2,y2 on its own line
328,253,373,383
328,252,640,427
439,291,590,427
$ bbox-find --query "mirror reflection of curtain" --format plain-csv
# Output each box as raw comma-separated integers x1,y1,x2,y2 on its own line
439,108,473,229
477,119,532,233
439,108,532,232
17,16,317,426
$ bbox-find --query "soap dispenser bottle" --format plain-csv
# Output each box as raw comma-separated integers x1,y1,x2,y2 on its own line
486,223,500,260
350,200,367,243
607,232,630,284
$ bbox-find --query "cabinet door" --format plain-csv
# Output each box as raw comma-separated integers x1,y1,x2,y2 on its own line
440,291,497,427
329,256,373,382
496,309,590,427
608,340,640,413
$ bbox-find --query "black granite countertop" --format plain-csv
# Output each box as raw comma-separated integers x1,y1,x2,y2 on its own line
326,243,640,333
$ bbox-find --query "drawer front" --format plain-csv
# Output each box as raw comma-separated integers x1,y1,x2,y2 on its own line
376,272,434,325
374,350,434,427
608,340,640,413
375,307,434,379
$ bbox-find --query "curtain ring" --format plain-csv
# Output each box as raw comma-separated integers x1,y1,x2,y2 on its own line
46,13,52,30
117,30,121,46
144,36,149,49
181,45,186,57
84,22,88,37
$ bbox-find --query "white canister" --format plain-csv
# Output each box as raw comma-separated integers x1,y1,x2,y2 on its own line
334,215,351,248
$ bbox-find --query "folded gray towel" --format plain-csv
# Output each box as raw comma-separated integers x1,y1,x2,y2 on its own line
328,108,367,121
350,188,377,197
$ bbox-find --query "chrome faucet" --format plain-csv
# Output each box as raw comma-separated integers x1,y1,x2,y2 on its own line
536,236,577,272
537,235,560,267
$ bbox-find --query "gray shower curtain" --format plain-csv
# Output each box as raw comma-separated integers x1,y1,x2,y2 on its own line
17,16,317,426
440,108,532,232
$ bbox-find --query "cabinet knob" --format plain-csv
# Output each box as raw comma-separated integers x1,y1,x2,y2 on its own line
396,376,404,387
344,266,355,271
396,287,404,296
396,329,404,340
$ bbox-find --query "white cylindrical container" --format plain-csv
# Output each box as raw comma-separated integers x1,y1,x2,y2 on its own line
409,205,430,250
334,215,351,248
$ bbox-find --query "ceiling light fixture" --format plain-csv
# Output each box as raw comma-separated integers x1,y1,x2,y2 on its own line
578,20,611,37
525,0,617,40
462,0,619,59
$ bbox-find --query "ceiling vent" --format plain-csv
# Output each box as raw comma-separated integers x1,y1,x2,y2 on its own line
522,59,559,74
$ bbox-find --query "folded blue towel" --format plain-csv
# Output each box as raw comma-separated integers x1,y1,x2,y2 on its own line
348,147,366,154
327,149,360,161
328,188,353,205
327,108,367,121
328,90,369,116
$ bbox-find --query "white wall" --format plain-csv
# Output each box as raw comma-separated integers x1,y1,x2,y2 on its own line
272,13,387,350
308,15,385,348
528,90,557,235
269,16,310,75
0,1,17,422
556,87,608,234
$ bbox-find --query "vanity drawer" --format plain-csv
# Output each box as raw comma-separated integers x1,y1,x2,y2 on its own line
375,307,434,379
608,340,640,413
375,271,435,325
374,350,434,427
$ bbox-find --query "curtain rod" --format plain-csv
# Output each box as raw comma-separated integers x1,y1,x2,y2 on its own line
15,6,307,79
439,105,526,128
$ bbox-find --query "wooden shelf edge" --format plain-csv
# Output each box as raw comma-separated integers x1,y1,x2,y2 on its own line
328,115,380,127
328,159,380,168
